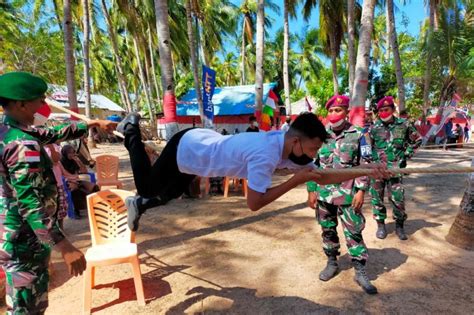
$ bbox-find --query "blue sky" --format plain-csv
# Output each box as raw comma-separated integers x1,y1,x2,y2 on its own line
230,0,428,47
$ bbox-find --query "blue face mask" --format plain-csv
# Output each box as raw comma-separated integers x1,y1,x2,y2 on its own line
288,139,313,165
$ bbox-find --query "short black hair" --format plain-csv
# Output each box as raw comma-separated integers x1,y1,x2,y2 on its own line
288,112,328,142
249,115,257,122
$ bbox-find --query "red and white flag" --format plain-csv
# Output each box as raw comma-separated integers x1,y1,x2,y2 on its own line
25,151,41,163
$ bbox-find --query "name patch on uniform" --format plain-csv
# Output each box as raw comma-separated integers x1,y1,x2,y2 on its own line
24,151,40,163
20,140,39,146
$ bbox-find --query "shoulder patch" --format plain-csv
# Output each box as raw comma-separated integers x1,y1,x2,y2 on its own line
24,150,40,163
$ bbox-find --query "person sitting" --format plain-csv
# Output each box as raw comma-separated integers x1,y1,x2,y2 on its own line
60,144,99,218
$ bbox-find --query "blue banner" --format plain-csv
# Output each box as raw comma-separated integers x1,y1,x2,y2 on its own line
202,65,216,123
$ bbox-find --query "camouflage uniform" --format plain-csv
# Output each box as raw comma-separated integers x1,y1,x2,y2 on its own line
0,117,87,314
307,121,371,261
368,117,422,223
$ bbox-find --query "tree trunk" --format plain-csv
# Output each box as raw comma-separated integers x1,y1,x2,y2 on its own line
133,36,157,138
52,0,63,32
385,3,390,62
63,0,78,112
422,1,435,118
283,0,291,115
350,0,376,127
147,26,162,112
446,159,474,250
387,0,406,112
186,0,205,125
100,0,133,112
155,0,178,138
82,0,96,148
240,18,246,85
347,0,356,98
329,31,339,95
255,0,265,118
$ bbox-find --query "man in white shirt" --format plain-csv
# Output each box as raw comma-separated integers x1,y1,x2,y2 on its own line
281,117,291,132
117,112,387,231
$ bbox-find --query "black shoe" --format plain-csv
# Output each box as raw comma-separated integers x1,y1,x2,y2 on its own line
395,221,408,240
376,221,387,239
319,256,339,281
353,260,378,294
126,196,142,231
117,112,141,134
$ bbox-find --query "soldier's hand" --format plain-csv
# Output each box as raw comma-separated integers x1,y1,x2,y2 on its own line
87,120,118,133
307,191,317,209
293,168,322,185
352,190,365,213
56,239,87,276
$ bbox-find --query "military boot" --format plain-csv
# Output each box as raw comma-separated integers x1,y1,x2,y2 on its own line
319,255,338,281
353,260,378,294
376,221,387,239
395,221,408,240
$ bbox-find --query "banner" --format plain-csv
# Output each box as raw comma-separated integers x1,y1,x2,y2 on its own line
202,65,216,127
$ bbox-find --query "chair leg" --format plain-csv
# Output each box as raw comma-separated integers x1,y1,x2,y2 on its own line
223,177,230,198
130,257,146,306
90,266,95,288
83,265,93,315
204,177,210,196
242,179,248,197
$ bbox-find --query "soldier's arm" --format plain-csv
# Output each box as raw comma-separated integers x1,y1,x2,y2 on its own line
404,123,422,159
3,141,65,246
33,121,88,145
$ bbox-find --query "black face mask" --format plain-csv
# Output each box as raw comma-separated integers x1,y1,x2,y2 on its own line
288,140,314,165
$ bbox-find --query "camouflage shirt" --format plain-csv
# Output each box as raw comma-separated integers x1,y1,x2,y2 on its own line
369,117,422,168
307,121,370,206
0,117,87,262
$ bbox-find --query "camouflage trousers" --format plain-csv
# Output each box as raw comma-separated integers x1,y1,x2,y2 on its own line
316,200,368,261
2,246,50,315
370,177,407,223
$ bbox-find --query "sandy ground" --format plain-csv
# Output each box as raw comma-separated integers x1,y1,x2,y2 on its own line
3,143,474,314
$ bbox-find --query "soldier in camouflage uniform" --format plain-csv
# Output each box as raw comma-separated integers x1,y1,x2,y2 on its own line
369,96,422,240
0,72,114,314
307,95,377,294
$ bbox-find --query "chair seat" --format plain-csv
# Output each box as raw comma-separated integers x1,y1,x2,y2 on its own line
85,243,137,264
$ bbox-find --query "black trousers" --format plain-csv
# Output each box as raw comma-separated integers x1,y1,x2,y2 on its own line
124,125,196,202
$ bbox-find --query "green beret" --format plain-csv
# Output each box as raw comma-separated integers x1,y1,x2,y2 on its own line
0,72,48,102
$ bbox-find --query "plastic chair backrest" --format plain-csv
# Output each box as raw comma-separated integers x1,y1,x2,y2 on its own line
86,189,135,246
96,155,120,181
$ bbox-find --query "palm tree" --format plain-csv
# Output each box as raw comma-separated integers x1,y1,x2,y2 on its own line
283,0,299,115
303,0,346,95
350,0,377,127
63,0,78,112
422,0,436,117
185,0,205,124
347,0,356,97
295,28,324,90
386,0,406,111
155,0,179,135
100,0,133,112
255,0,265,117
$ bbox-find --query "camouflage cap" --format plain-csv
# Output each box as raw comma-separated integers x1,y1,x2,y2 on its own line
376,96,395,110
325,95,350,109
0,72,48,103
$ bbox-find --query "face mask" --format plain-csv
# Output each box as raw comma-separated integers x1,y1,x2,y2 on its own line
327,113,346,128
288,139,314,165
379,111,393,122
33,103,51,126
252,121,259,127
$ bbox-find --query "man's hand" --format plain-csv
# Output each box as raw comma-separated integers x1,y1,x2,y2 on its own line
292,168,322,185
307,191,317,209
55,239,87,276
87,120,118,133
352,190,365,213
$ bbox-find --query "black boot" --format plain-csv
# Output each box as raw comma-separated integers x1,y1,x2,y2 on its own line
117,112,141,134
395,221,408,240
376,221,387,239
319,255,339,281
126,195,166,231
353,260,378,294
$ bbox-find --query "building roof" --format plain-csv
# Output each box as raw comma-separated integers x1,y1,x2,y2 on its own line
49,85,125,112
177,83,276,116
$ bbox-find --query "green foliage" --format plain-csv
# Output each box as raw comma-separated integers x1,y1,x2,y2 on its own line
306,68,334,116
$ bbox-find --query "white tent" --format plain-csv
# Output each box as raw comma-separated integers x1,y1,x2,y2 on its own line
289,96,318,115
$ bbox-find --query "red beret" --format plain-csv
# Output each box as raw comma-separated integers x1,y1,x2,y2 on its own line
325,95,350,109
376,96,395,110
